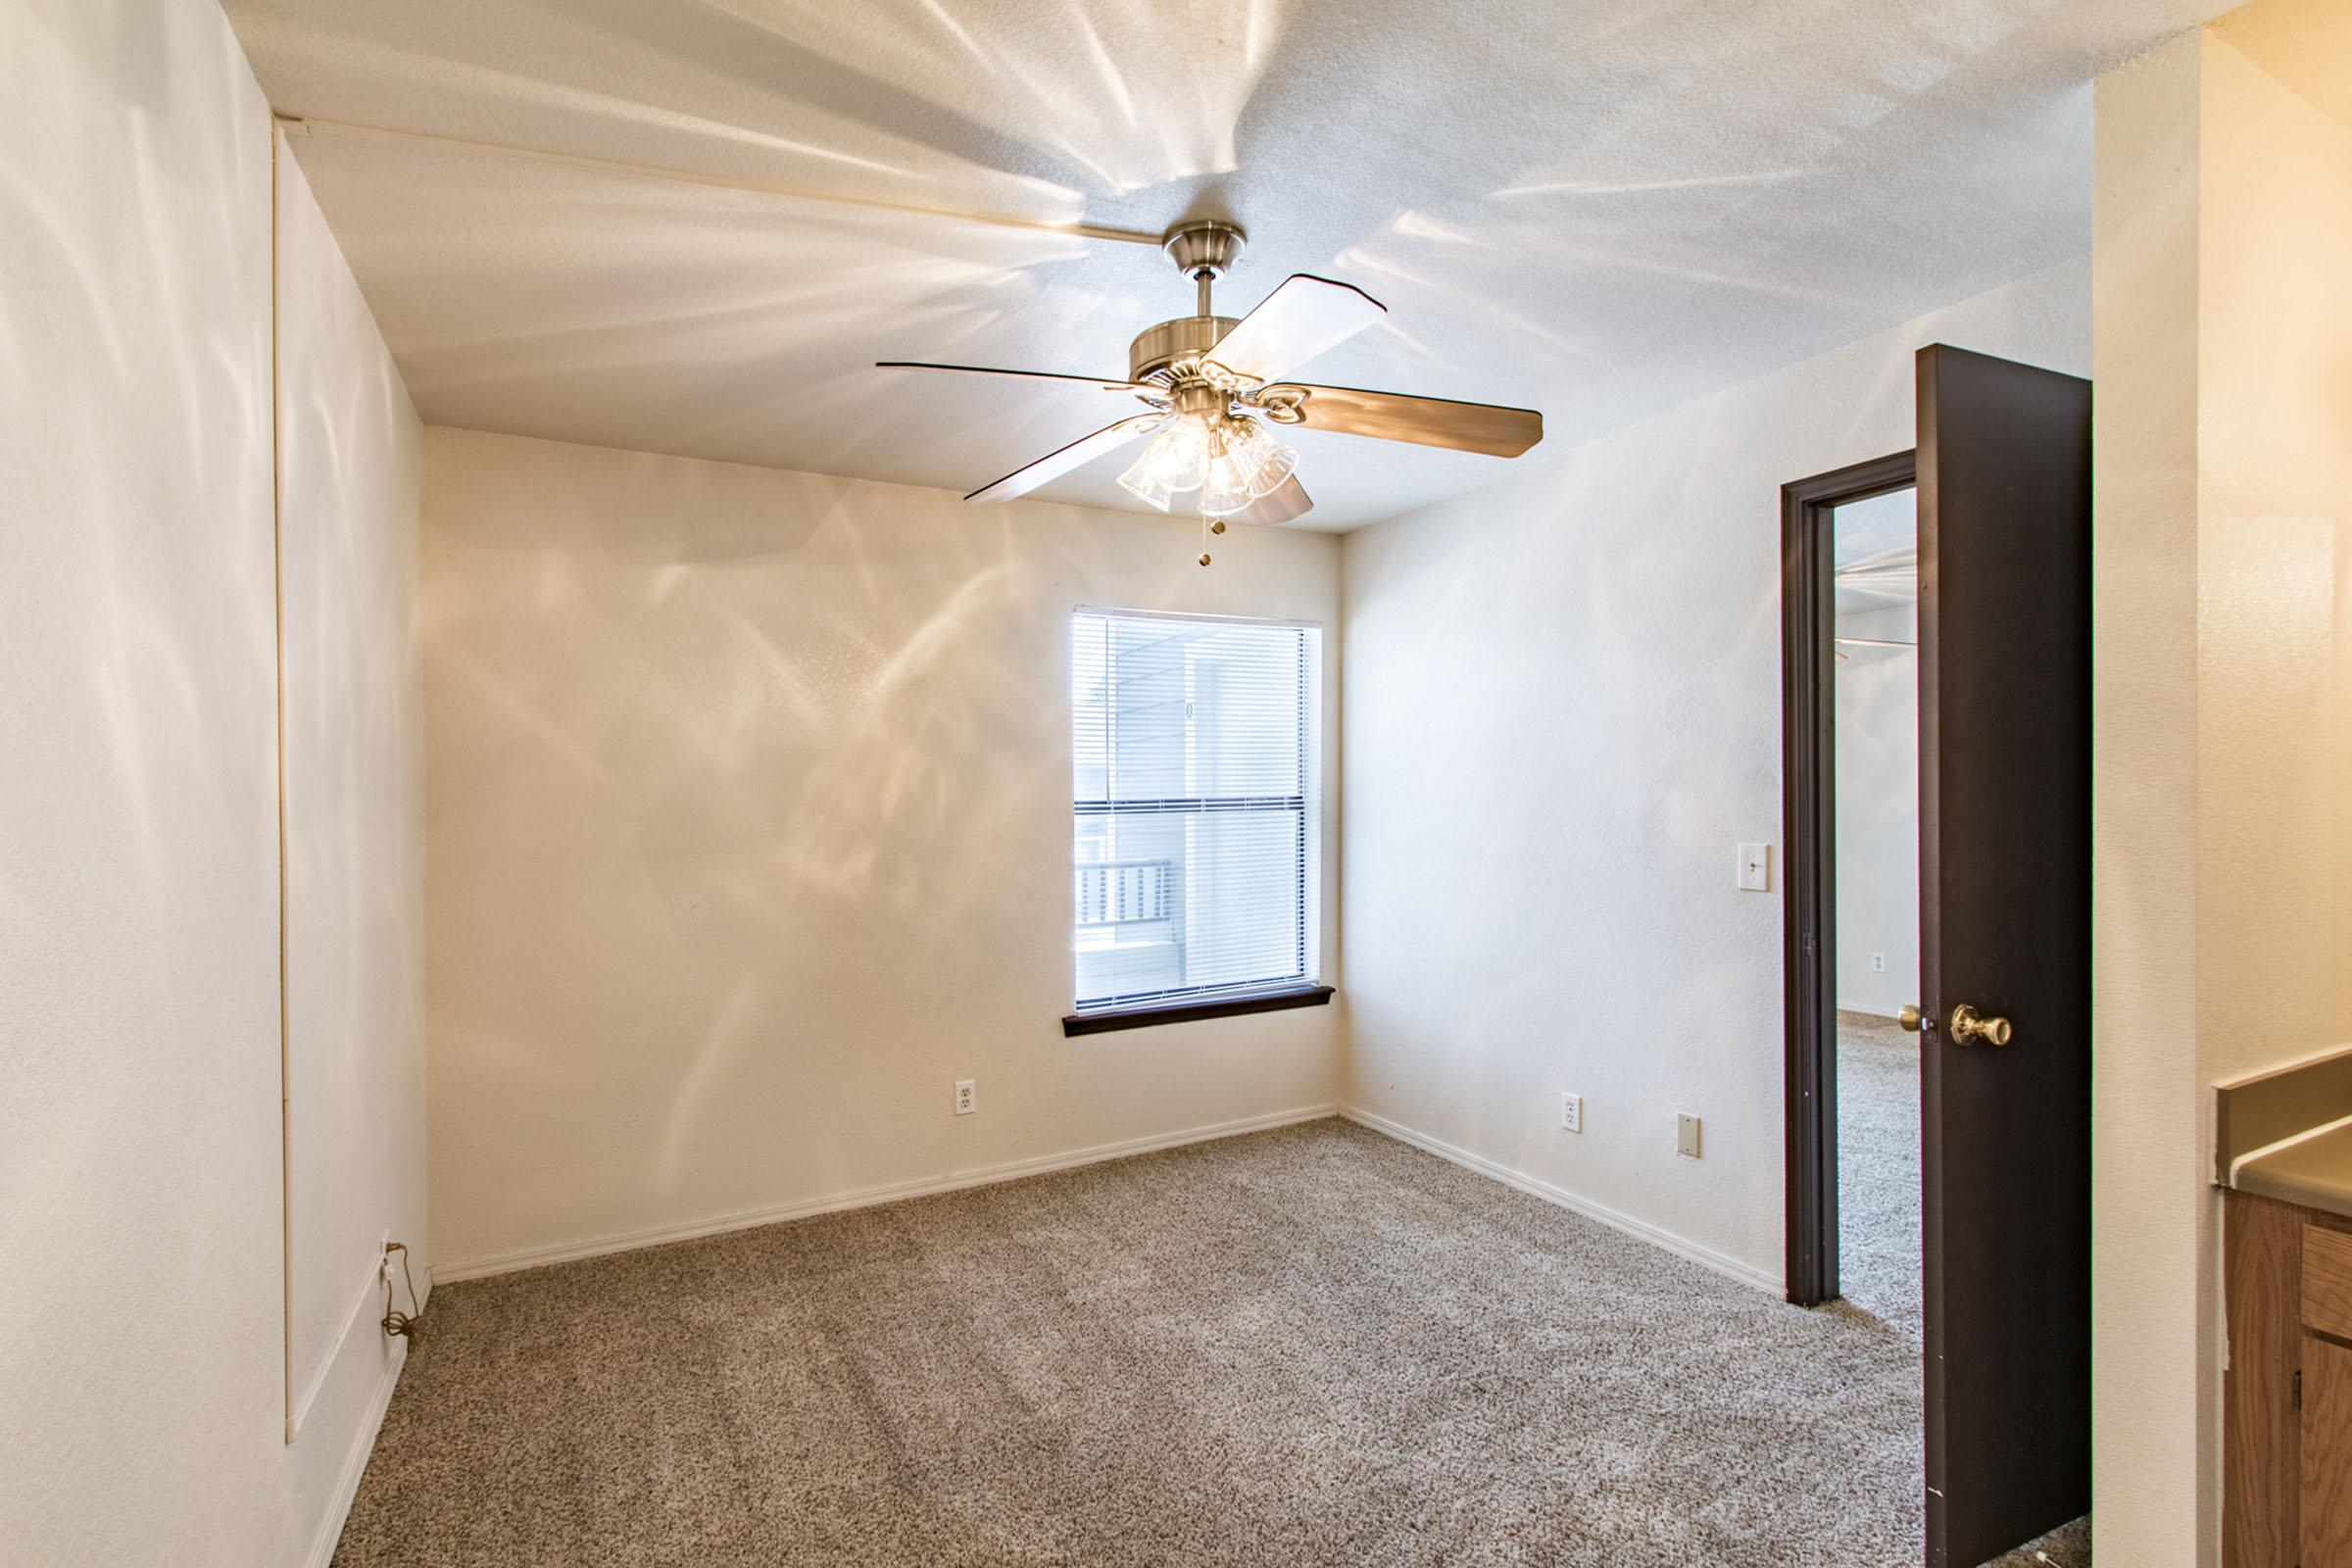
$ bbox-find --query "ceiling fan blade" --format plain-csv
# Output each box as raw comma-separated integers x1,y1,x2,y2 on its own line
1226,474,1313,526
1206,274,1386,382
965,414,1164,503
1277,382,1543,458
878,361,1153,396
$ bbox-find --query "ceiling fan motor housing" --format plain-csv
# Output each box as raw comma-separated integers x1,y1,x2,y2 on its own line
1129,316,1242,384
1133,220,1250,384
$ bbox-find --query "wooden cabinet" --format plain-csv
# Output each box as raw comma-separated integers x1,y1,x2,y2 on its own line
2226,1190,2352,1565
2304,1336,2352,1564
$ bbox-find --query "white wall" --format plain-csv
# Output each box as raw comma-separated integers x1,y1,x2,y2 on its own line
2092,18,2352,1564
1834,603,1921,1018
420,430,1345,1276
0,5,425,1561
1338,260,2088,1288
276,132,429,1449
2194,29,2352,1093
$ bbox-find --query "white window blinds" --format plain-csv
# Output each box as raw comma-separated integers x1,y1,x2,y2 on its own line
1071,610,1322,1014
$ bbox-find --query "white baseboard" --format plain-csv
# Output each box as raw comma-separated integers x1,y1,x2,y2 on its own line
435,1102,1343,1283
302,1333,406,1568
288,1258,387,1442
1339,1106,1784,1297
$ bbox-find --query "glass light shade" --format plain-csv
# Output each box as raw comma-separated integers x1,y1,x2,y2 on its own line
1200,416,1298,515
1248,433,1297,495
1115,416,1208,511
1117,450,1178,511
1122,412,1298,517
1200,424,1255,516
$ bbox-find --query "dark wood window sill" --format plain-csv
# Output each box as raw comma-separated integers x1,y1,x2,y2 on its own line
1062,985,1334,1037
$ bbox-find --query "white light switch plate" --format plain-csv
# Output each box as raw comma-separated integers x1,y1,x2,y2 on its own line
1737,843,1770,892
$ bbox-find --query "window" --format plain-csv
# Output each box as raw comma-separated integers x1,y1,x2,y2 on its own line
1069,610,1323,1024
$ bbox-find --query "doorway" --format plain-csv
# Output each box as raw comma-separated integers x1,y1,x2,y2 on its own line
1827,483,1923,1336
1780,450,1916,1314
1779,345,2094,1567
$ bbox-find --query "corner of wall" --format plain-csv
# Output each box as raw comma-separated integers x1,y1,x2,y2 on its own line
2090,23,2212,1567
273,105,432,1568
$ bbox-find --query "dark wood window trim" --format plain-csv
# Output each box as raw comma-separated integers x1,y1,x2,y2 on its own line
1782,448,1916,1308
1061,984,1334,1037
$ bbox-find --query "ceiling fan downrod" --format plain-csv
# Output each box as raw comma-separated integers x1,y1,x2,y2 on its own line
1164,220,1244,318
1129,221,1250,384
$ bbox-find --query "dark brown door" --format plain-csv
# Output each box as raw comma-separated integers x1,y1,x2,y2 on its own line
1916,344,2093,1566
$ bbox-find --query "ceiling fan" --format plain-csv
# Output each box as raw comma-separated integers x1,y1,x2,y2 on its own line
878,221,1544,561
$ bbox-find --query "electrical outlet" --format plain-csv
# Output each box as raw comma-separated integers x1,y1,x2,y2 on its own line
379,1231,393,1286
1871,951,1886,973
1559,1093,1584,1134
955,1079,976,1116
1677,1114,1702,1159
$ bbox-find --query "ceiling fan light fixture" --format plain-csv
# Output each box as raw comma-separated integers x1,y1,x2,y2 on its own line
1234,416,1298,494
1116,443,1177,510
1115,416,1206,510
1120,411,1295,516
1200,414,1296,516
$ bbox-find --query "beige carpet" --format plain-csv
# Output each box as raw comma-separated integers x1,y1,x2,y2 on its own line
1836,1009,1923,1340
337,1118,2077,1567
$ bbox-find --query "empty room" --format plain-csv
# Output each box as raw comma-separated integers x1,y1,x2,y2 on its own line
9,1,2352,1564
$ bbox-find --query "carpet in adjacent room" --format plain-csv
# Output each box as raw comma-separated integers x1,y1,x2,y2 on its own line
1835,1008,1923,1341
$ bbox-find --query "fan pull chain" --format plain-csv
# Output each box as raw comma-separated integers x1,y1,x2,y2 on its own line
1193,505,1231,567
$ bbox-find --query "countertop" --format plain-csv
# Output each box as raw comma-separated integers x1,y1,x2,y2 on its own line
2219,1046,2352,1219
2234,1123,2352,1217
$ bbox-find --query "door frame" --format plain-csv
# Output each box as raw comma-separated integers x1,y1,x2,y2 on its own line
1780,448,1917,1307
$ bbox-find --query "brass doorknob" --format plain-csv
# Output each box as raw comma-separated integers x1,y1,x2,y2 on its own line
1949,1004,2012,1047
1897,1004,1923,1033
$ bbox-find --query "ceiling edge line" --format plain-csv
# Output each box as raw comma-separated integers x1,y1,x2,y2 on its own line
269,112,1166,248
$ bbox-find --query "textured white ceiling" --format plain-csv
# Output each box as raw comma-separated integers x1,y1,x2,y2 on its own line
223,0,2226,530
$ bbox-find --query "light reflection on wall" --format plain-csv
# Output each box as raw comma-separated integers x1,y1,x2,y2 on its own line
418,426,1346,1272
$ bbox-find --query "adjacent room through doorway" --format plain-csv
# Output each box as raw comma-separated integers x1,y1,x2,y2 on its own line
1831,486,1923,1338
